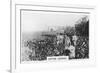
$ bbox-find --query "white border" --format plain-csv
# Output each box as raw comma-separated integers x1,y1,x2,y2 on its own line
11,1,96,73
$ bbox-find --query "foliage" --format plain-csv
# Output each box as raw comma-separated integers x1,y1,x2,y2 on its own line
75,16,89,36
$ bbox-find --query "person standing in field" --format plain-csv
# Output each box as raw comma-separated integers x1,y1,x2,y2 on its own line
64,35,71,57
68,35,77,59
68,44,75,59
72,35,78,46
64,35,76,59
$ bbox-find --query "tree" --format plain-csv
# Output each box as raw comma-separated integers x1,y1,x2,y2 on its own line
75,16,89,37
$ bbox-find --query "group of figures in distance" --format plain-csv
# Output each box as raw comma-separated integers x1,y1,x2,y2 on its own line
21,16,89,62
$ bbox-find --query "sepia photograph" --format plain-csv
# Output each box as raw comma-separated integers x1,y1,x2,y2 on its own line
21,10,89,62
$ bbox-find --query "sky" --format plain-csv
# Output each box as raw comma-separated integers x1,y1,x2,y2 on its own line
21,10,88,33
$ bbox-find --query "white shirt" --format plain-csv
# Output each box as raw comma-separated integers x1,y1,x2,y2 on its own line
68,45,75,58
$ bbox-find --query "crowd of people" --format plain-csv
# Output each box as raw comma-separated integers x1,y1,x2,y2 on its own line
24,31,89,61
